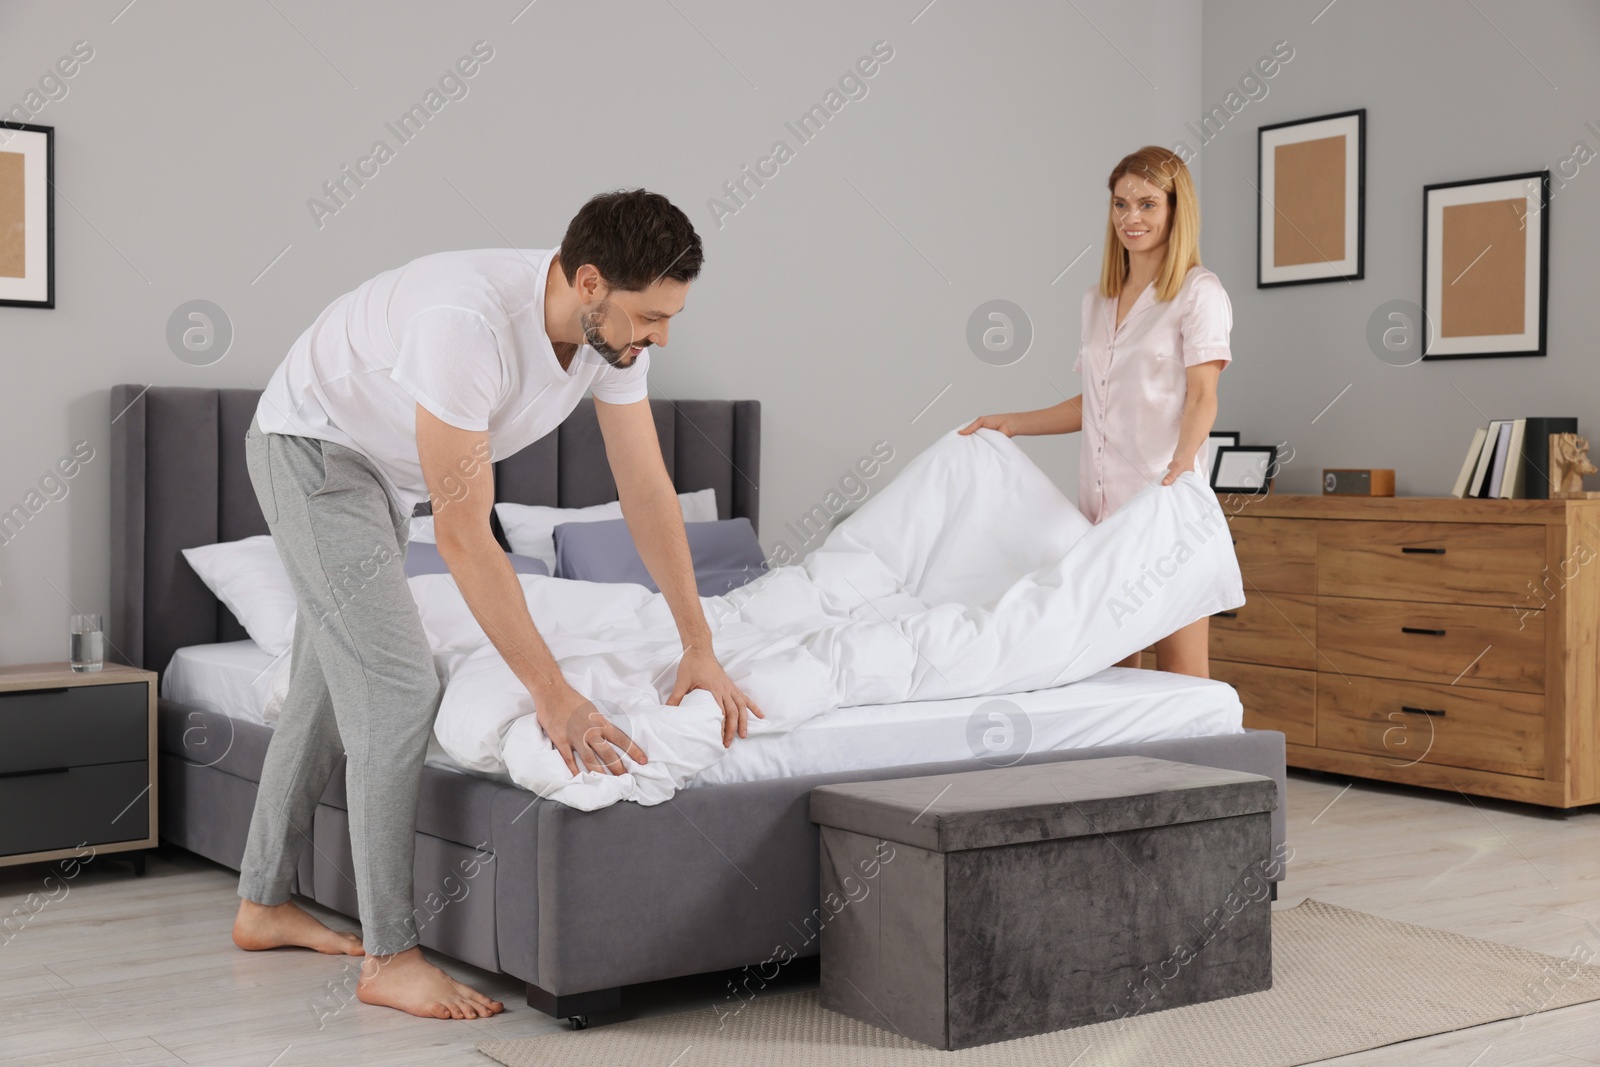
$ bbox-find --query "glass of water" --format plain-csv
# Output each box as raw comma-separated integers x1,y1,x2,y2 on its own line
70,613,105,672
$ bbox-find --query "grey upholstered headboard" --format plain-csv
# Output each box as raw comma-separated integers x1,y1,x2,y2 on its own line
109,385,760,678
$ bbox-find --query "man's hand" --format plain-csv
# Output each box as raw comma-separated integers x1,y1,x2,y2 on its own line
595,397,763,748
668,647,764,747
536,683,647,776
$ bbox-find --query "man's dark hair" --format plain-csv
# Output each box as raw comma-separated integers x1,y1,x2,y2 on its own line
559,189,703,292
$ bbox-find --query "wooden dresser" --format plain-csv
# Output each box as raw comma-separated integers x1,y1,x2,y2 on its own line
1144,494,1600,808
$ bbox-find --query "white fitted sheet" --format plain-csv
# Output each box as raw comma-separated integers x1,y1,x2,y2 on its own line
162,640,483,777
164,640,1243,788
690,666,1243,787
162,640,282,726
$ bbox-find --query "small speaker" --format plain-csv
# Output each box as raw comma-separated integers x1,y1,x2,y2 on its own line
1322,468,1395,496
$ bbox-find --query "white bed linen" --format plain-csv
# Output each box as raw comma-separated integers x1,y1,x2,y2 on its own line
162,640,283,727
161,640,482,777
161,640,1240,788
426,429,1244,809
688,667,1242,787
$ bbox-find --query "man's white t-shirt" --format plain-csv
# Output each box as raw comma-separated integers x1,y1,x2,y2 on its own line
256,246,649,514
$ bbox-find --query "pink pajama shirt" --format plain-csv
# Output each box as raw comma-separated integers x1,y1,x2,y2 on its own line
1074,265,1234,525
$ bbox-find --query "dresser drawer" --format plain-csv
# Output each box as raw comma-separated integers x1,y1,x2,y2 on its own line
0,760,151,856
1318,597,1544,693
1316,675,1545,778
1228,517,1316,594
1210,660,1315,746
1211,592,1316,670
0,682,149,775
1317,521,1546,605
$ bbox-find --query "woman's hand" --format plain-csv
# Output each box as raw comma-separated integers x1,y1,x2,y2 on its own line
959,414,1017,437
1164,454,1203,486
961,399,1084,438
1158,454,1196,486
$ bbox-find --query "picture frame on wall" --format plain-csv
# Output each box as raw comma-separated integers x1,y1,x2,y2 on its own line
0,121,54,309
1421,170,1549,360
1257,109,1365,288
1212,445,1277,496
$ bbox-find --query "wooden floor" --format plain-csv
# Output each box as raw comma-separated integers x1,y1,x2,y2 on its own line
4,770,1599,1066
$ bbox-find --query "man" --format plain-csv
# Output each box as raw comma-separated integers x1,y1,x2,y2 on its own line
231,189,761,1020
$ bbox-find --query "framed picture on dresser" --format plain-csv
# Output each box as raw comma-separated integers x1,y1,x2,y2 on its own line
1257,109,1365,287
1202,431,1240,489
0,121,54,309
1212,445,1277,496
1421,170,1550,360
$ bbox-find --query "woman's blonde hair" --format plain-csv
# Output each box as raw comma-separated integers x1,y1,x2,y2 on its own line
1098,146,1201,303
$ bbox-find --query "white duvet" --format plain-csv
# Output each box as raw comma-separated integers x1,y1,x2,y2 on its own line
410,428,1245,810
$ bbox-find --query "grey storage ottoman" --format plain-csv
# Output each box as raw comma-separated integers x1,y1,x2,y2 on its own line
808,755,1278,1049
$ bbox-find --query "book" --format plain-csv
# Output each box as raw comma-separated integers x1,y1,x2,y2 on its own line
1452,426,1489,498
1520,417,1579,500
1500,418,1527,498
1468,420,1506,498
1485,421,1512,498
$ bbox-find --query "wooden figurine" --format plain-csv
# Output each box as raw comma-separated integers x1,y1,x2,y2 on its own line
1550,433,1600,499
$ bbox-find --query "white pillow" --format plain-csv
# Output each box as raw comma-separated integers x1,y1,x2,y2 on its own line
680,487,719,523
494,488,717,571
181,535,298,656
409,514,436,543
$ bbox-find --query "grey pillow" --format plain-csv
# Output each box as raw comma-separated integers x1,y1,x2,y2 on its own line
553,518,767,596
404,540,550,578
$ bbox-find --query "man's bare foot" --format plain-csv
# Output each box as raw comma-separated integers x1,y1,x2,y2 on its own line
232,899,365,955
356,946,504,1019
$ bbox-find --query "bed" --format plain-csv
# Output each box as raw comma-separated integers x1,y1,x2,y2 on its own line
111,384,1288,1023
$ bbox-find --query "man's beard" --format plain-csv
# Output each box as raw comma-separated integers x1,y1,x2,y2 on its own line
580,300,638,368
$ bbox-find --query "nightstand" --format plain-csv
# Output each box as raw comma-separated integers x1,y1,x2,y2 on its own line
0,662,158,870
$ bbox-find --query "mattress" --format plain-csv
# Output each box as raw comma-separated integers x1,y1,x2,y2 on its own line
162,640,1244,789
161,640,486,777
689,668,1244,787
161,640,282,727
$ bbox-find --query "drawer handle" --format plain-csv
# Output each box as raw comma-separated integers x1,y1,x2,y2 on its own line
0,766,70,780
1400,547,1446,555
0,687,69,697
1214,611,1239,619
1399,706,1447,718
1401,626,1447,636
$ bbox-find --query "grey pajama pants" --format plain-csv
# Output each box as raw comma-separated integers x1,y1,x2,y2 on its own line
238,416,441,956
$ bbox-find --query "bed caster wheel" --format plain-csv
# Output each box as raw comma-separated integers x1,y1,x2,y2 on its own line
568,1015,588,1031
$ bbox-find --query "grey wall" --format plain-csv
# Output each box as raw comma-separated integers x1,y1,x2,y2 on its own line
1198,0,1600,495
8,0,1594,668
0,0,1201,663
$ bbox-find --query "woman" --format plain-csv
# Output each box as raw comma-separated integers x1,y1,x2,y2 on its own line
961,145,1233,678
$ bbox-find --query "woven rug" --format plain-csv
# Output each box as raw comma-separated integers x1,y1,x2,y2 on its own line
476,899,1600,1066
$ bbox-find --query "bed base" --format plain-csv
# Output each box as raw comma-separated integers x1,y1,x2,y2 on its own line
525,983,620,1028
157,698,1287,1023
